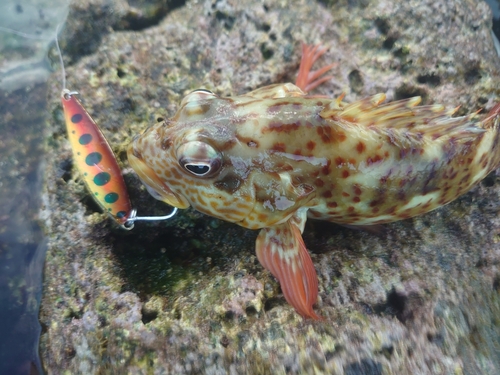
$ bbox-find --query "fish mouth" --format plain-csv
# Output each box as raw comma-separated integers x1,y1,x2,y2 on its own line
127,145,189,209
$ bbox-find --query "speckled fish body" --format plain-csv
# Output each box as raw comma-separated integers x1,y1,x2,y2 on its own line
129,87,500,228
128,53,500,319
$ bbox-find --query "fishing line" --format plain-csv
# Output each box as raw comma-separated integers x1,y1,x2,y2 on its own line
1,21,178,230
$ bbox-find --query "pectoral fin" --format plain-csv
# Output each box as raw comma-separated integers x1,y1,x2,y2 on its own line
255,210,320,319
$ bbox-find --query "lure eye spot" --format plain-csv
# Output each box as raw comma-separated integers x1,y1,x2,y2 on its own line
85,152,103,166
94,172,111,186
71,113,83,123
79,134,92,145
104,192,119,203
116,211,127,218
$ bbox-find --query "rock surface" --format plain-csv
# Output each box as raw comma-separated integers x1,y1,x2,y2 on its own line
40,0,500,374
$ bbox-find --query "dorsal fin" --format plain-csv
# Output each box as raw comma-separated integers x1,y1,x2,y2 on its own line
320,94,487,142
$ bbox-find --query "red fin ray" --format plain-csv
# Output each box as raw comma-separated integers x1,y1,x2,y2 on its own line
256,213,321,319
295,43,335,93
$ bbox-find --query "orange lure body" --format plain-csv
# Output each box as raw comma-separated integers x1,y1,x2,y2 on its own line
61,90,133,226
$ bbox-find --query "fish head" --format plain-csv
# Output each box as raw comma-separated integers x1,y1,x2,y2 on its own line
128,89,315,228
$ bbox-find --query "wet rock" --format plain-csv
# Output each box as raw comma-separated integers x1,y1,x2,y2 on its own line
40,0,500,374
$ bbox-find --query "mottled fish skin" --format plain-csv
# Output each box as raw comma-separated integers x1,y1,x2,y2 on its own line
129,88,500,228
127,48,500,319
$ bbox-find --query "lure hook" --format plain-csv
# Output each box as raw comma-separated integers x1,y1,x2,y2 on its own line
60,81,177,228
1,22,178,229
122,207,179,230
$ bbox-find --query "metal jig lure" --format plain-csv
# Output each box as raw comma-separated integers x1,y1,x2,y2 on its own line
54,28,177,229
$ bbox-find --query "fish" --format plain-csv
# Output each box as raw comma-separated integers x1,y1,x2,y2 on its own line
127,43,500,319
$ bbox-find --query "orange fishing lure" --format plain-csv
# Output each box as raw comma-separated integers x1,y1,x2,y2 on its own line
0,24,177,227
60,89,177,228
61,89,133,226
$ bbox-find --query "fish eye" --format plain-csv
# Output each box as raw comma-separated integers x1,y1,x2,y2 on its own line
185,164,211,175
177,141,222,178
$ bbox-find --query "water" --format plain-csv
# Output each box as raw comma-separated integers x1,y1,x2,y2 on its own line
0,1,68,374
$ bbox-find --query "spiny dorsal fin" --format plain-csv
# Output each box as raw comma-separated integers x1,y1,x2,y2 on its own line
320,94,487,142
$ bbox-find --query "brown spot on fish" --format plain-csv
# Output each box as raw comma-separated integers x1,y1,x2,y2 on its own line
353,197,361,203
185,103,211,117
322,160,331,175
310,211,322,218
342,192,350,197
322,191,332,198
367,154,383,165
171,169,182,179
258,213,268,221
161,137,172,150
353,184,362,195
267,101,293,114
397,190,406,201
342,170,350,178
380,168,393,184
271,142,286,152
235,99,261,107
196,195,207,206
280,163,294,172
218,138,237,151
335,156,345,166
318,125,336,143
214,173,243,194
347,206,355,212
315,178,325,187
328,201,338,208
132,147,143,159
399,148,410,159
307,141,316,151
356,141,366,154
264,121,301,133
459,173,471,185
148,143,157,157
372,207,380,213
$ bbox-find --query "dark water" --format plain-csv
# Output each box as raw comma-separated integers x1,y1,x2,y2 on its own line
0,84,47,374
0,1,68,374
